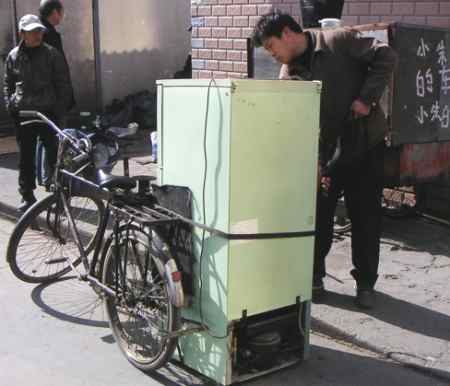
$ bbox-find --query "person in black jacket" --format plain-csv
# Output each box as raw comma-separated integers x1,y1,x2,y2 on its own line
39,0,75,110
3,14,72,211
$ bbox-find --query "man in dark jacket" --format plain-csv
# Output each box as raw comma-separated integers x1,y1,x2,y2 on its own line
39,0,75,110
3,14,72,211
252,11,398,309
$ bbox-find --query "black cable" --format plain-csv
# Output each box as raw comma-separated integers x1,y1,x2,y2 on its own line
198,79,229,340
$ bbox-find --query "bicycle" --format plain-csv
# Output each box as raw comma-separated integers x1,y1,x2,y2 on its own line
7,111,187,371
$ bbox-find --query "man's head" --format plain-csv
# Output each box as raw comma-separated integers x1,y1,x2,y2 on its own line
252,11,306,64
19,14,46,47
39,0,64,26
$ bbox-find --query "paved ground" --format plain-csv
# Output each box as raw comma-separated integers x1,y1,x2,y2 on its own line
0,142,449,385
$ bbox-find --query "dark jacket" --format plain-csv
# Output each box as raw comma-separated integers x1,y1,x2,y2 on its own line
3,41,73,120
42,18,76,110
280,28,398,150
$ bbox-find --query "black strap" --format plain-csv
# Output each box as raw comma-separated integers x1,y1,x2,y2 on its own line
155,205,316,240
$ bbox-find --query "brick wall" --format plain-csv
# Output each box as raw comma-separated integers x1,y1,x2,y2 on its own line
191,0,301,79
342,1,450,28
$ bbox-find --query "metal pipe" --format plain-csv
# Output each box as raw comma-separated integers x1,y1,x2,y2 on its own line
92,0,103,111
10,0,18,46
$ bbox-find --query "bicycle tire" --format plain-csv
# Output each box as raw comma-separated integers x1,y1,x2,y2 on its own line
102,224,180,371
7,192,104,283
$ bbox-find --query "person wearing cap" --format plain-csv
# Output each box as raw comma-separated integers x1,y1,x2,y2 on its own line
39,0,75,110
3,14,73,211
252,11,397,309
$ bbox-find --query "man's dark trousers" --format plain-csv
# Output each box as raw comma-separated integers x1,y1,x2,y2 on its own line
15,119,57,198
313,141,385,289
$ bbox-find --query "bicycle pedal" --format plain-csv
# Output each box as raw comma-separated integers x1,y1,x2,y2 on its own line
45,257,68,265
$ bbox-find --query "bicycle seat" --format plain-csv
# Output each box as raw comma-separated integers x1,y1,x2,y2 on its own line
95,169,136,191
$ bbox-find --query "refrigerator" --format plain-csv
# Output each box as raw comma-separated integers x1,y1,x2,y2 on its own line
157,79,321,385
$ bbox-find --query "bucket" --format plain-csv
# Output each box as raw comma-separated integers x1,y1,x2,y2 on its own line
319,18,342,29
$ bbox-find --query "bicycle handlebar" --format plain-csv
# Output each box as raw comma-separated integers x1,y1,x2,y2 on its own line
19,110,90,162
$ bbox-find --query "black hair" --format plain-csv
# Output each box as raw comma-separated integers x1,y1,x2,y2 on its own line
39,0,63,19
252,10,303,47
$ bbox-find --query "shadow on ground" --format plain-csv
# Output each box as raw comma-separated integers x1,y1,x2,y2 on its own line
317,290,450,342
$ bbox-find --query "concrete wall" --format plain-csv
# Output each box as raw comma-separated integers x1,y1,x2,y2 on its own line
99,0,191,105
0,1,14,124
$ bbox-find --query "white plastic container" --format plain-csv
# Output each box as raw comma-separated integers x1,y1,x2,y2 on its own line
319,18,342,29
150,131,157,162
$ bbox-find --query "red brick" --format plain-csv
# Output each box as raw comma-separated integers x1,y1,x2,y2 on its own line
227,5,242,15
212,27,227,38
198,6,212,16
229,72,245,79
213,49,227,60
227,50,242,60
192,70,200,79
198,27,212,38
441,3,450,15
205,60,219,70
360,15,381,24
392,2,415,16
341,16,359,26
220,61,234,71
248,0,266,3
233,0,249,4
218,0,233,4
276,5,292,14
192,6,198,17
212,5,227,16
205,38,218,48
427,16,450,28
415,2,439,16
191,49,199,59
242,28,253,38
379,15,404,23
199,70,213,78
290,4,301,16
233,39,247,50
212,71,228,79
348,3,370,16
249,15,260,27
370,2,392,15
242,4,258,15
257,4,273,15
205,16,218,27
219,16,233,26
234,16,249,27
218,39,234,49
402,16,426,24
233,61,248,73
198,49,212,59
227,27,242,38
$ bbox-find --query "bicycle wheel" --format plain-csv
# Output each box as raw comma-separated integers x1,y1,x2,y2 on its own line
7,192,104,283
102,224,180,371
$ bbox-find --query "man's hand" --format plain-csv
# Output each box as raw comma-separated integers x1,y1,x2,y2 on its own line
351,99,371,118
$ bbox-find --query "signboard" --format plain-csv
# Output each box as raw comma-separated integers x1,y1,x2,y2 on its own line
391,23,450,145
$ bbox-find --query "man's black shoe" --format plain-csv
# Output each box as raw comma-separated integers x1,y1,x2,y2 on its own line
355,289,376,309
18,196,37,213
312,277,326,303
